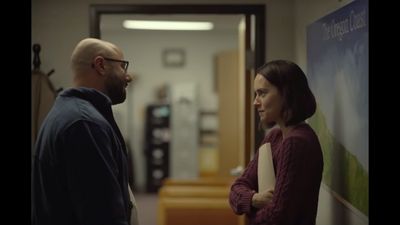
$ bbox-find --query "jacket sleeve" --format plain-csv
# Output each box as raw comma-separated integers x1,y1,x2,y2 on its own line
61,120,129,225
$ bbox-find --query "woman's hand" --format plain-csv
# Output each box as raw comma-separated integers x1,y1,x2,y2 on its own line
251,188,274,209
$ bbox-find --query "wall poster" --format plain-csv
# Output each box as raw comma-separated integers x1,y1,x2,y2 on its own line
306,0,368,216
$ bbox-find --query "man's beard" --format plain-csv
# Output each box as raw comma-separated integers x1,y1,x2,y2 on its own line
109,88,126,105
105,73,126,105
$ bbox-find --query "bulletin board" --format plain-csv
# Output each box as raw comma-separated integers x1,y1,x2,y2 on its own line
306,0,368,216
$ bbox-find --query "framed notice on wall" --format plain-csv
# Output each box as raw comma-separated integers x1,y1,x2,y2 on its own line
162,48,185,68
306,0,368,217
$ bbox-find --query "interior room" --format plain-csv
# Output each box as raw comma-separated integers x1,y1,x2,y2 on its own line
32,0,368,225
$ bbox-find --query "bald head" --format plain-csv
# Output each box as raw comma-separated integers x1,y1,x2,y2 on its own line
70,38,132,105
70,38,122,74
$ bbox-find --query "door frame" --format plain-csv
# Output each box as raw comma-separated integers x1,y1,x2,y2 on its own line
89,3,266,165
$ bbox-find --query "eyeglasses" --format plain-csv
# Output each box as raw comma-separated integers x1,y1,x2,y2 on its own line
103,57,129,73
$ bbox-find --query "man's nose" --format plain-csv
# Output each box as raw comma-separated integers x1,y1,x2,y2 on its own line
126,73,133,83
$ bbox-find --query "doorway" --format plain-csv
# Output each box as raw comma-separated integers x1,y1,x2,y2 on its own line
89,3,265,191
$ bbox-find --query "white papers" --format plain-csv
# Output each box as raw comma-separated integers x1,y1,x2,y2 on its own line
257,143,276,191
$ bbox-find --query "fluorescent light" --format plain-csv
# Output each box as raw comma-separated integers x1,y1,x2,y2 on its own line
123,20,214,30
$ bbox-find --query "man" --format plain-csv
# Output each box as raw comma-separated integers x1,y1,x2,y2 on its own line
32,38,138,225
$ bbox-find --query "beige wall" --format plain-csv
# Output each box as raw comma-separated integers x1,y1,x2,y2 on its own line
293,0,353,69
265,0,295,62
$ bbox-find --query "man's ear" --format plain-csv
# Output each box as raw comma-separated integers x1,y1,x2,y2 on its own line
93,56,106,75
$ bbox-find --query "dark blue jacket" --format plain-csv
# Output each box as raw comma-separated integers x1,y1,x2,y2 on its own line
32,87,132,225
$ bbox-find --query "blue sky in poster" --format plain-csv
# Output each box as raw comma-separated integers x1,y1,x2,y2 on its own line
307,0,368,171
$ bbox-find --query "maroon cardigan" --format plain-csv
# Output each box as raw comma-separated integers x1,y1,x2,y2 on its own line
229,123,323,225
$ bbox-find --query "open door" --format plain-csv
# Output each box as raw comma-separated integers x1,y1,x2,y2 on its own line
217,14,260,175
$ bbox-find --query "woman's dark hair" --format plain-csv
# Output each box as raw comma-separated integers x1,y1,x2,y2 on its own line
256,60,316,127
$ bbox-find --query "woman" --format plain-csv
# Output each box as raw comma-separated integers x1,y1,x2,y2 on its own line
229,60,323,225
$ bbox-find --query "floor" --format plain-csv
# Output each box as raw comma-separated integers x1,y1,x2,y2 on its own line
134,193,159,225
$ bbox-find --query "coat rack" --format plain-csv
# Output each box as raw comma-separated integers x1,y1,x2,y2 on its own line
33,44,41,71
32,43,62,92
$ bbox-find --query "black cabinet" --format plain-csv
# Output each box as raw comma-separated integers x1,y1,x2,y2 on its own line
144,104,170,192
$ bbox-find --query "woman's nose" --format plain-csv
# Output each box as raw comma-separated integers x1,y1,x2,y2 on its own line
253,97,259,106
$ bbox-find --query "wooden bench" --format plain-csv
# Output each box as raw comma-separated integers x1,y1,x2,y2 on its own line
157,178,244,225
